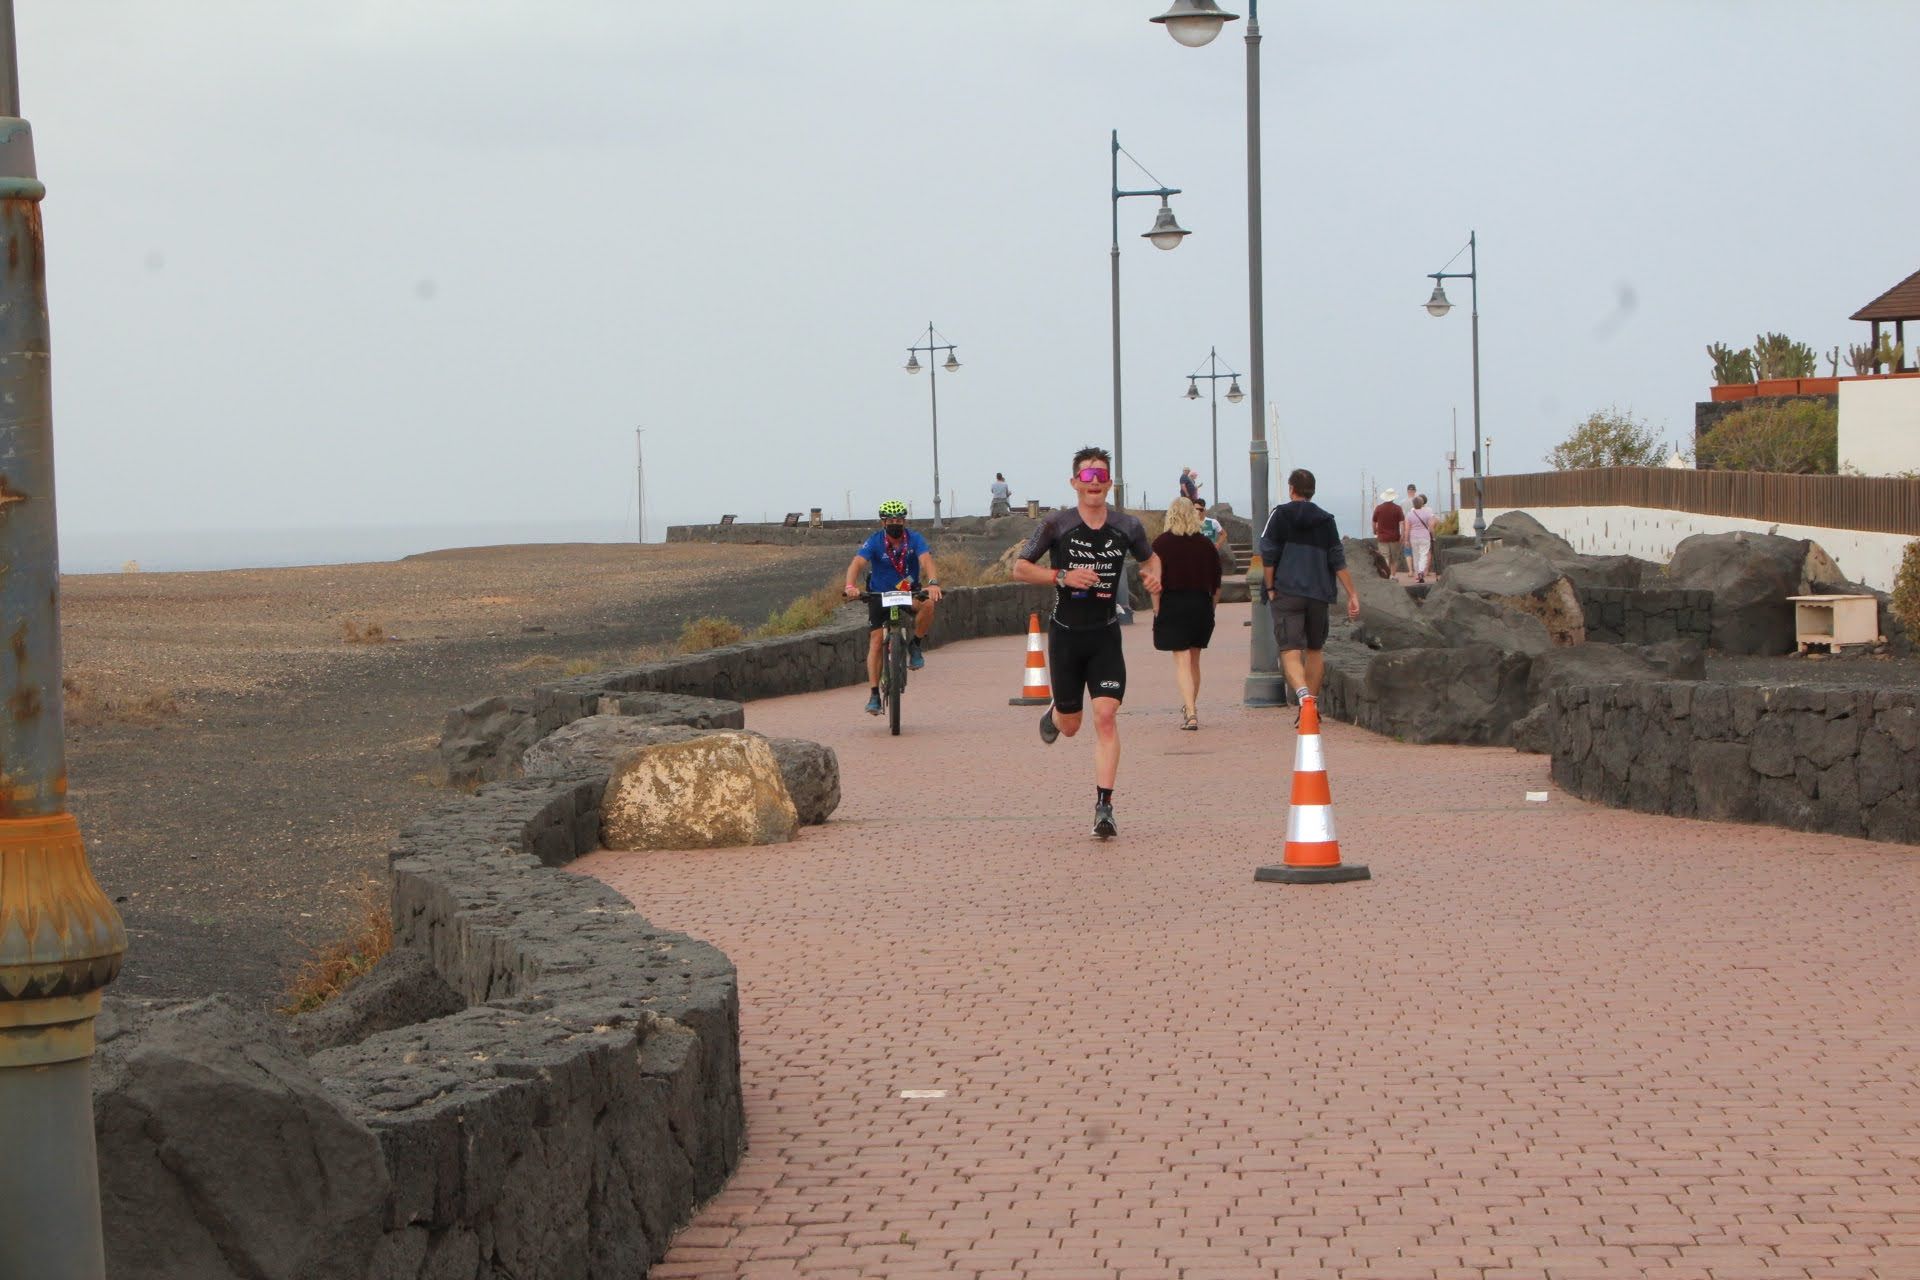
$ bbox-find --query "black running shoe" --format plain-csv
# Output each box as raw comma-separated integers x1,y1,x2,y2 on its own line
1039,709,1059,745
1092,802,1116,840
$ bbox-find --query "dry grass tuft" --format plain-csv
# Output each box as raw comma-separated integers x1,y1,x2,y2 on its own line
341,619,389,644
929,550,1008,587
755,581,848,638
62,673,182,727
677,615,746,652
562,657,601,676
504,653,567,672
280,880,394,1015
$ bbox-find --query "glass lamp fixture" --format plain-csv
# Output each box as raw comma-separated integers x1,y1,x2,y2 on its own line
1225,380,1244,403
1143,200,1190,250
905,353,922,373
1150,0,1240,48
1424,281,1453,317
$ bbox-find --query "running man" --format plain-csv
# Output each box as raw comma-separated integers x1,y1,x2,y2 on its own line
1011,446,1162,839
844,500,943,715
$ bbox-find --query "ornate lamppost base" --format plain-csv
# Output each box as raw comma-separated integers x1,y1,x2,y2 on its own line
1243,671,1289,707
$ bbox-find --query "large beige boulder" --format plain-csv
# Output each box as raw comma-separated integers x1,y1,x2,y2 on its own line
602,732,798,850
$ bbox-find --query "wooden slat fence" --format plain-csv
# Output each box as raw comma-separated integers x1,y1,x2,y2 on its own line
1462,468,1920,537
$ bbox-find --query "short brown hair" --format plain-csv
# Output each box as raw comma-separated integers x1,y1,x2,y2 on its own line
1072,445,1111,471
1287,468,1315,499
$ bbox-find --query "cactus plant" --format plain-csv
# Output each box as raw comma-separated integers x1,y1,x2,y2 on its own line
1848,340,1879,375
1752,332,1819,380
1879,333,1908,373
1826,345,1840,377
1706,341,1755,385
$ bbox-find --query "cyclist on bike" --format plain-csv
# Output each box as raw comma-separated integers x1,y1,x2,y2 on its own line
1010,446,1161,839
843,499,943,715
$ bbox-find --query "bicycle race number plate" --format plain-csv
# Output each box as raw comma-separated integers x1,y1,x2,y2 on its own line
881,591,915,608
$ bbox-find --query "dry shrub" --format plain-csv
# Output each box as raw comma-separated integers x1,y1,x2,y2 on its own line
341,619,389,644
562,657,600,676
677,615,745,652
62,673,181,727
929,550,1008,587
505,653,566,672
280,880,393,1015
1893,541,1920,640
1435,509,1461,537
756,582,846,638
1697,400,1837,474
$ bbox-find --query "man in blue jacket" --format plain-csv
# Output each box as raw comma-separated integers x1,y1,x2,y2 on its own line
1258,468,1360,712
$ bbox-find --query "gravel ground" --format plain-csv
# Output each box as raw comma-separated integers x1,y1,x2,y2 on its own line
62,542,853,1007
1707,649,1920,690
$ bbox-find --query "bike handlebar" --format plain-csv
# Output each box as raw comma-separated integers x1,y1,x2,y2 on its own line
856,590,931,602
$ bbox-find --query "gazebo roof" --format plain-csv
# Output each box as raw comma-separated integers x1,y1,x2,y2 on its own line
1852,267,1920,323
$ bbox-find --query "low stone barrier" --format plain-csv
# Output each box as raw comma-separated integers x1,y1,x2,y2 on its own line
443,582,1054,785
96,771,745,1279
1576,585,1713,646
1549,681,1920,845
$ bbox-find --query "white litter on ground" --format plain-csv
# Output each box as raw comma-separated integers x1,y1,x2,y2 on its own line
1526,791,1550,803
898,1089,948,1099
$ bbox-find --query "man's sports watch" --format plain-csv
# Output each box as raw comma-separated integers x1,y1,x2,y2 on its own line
924,580,938,587
1054,569,1067,587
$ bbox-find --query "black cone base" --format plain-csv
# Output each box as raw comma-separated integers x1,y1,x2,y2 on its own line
1009,696,1051,705
1255,862,1371,884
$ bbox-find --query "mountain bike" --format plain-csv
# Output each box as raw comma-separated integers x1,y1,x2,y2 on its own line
862,589,927,735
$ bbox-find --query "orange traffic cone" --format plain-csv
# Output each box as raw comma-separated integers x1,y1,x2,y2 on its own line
1008,612,1052,706
1255,696,1370,884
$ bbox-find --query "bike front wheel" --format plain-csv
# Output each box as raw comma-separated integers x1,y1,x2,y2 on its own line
887,624,908,736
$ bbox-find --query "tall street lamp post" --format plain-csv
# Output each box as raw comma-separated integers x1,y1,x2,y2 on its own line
0,4,128,1274
1184,347,1244,508
1149,0,1286,706
903,323,960,529
1424,231,1484,544
1110,129,1189,512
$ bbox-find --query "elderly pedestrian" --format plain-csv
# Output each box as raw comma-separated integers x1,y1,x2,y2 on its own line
989,472,1012,517
1179,467,1201,503
1405,492,1438,582
1371,488,1405,579
1403,484,1421,574
1150,496,1222,731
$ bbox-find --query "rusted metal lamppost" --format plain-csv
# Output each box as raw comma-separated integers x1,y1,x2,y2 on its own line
0,3,128,1273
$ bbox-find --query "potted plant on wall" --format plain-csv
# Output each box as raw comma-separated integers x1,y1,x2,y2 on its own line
1707,341,1757,401
1752,332,1823,396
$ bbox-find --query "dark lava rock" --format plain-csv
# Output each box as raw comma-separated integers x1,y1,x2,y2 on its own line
287,947,466,1056
94,994,388,1280
1666,530,1844,655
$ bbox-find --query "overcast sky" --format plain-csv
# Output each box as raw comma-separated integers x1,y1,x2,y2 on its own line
23,1,1920,553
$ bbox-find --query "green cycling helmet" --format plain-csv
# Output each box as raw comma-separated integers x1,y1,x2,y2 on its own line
878,500,909,519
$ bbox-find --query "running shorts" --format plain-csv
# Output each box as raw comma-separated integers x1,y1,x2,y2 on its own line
1049,621,1126,713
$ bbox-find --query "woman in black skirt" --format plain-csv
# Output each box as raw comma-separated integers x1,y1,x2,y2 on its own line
1150,497,1223,730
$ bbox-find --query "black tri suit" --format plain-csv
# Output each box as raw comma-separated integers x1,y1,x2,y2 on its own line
1016,508,1154,714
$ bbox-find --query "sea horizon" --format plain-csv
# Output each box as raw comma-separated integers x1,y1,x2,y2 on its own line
58,519,653,576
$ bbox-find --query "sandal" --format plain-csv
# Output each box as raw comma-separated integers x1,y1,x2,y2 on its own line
1180,712,1199,731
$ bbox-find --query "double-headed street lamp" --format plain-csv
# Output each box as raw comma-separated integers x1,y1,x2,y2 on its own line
1110,129,1190,511
1423,231,1484,544
1184,348,1243,506
903,323,960,529
1148,0,1288,706
0,3,127,1273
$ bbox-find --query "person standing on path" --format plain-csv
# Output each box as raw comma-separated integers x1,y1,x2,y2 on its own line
1150,497,1222,731
844,500,943,716
1179,467,1201,503
1371,488,1405,579
1261,468,1360,714
1403,484,1421,575
1011,446,1162,839
1404,492,1438,583
990,472,1012,517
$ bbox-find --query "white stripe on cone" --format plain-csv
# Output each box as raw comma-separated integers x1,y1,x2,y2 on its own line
1026,632,1045,653
1293,732,1326,774
1286,803,1338,844
1022,669,1049,693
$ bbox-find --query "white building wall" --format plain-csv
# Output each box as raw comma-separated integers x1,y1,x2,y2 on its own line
1838,375,1920,475
1486,504,1910,593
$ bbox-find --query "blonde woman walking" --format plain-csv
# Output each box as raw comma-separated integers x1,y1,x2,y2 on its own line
1150,496,1223,730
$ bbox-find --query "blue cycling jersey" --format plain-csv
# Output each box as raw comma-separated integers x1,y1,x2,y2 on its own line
858,528,930,590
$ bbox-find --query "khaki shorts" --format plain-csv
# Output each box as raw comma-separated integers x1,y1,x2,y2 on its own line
1271,593,1330,652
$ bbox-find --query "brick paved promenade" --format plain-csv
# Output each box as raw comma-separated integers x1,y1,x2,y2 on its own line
581,604,1920,1279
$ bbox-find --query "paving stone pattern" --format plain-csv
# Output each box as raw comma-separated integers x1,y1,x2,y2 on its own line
583,604,1920,1280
